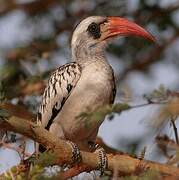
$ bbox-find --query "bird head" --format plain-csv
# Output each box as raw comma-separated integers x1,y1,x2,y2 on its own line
71,16,155,61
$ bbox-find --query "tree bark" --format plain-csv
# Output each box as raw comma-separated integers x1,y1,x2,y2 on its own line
1,115,179,178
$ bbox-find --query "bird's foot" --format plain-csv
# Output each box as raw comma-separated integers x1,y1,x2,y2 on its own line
66,140,82,165
95,146,108,175
88,141,108,175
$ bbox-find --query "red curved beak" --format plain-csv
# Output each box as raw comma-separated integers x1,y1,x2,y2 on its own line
106,17,156,42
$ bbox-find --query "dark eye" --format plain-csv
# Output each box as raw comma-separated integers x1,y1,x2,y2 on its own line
87,22,101,39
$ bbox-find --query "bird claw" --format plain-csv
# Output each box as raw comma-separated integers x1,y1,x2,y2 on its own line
88,141,108,175
95,147,108,175
66,141,82,164
66,140,107,174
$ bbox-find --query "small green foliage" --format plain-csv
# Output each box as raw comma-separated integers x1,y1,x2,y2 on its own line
175,150,179,161
1,162,60,180
0,63,18,82
26,75,43,84
144,85,169,102
34,175,59,180
0,81,6,103
111,103,131,114
129,143,139,157
1,166,26,180
139,146,147,160
0,109,11,119
35,151,56,167
16,174,24,180
28,164,44,180
76,110,104,129
76,103,131,128
99,170,113,180
123,169,161,180
140,169,161,180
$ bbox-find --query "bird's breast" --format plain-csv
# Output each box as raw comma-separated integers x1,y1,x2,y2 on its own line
54,61,115,143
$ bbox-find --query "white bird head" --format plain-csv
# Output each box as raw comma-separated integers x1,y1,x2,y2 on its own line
71,16,155,62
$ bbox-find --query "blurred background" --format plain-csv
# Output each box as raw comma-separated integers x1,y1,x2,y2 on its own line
0,0,179,174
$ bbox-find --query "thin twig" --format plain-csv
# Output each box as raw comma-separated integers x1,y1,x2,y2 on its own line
131,101,166,109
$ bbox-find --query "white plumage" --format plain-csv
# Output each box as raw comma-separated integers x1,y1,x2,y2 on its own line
37,16,154,154
37,62,81,131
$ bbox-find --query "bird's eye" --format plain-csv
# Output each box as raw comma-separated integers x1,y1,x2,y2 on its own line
87,22,101,39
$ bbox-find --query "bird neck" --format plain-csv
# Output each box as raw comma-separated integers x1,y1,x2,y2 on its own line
71,42,107,66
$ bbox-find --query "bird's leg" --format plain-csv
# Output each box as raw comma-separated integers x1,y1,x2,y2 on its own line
49,123,81,164
95,147,108,175
66,140,82,165
88,141,108,175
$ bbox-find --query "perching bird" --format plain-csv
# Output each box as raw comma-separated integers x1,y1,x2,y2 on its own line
37,16,155,171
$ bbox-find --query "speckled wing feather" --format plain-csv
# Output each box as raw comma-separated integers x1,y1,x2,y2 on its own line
37,62,82,130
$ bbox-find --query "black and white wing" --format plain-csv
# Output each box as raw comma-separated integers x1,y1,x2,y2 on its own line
37,62,82,130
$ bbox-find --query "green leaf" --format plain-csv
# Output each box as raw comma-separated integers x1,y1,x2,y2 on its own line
0,109,11,118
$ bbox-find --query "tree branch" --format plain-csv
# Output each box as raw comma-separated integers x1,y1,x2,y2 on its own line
1,115,179,178
0,0,61,16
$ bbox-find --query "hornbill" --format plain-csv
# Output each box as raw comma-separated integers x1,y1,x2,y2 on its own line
37,16,155,173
